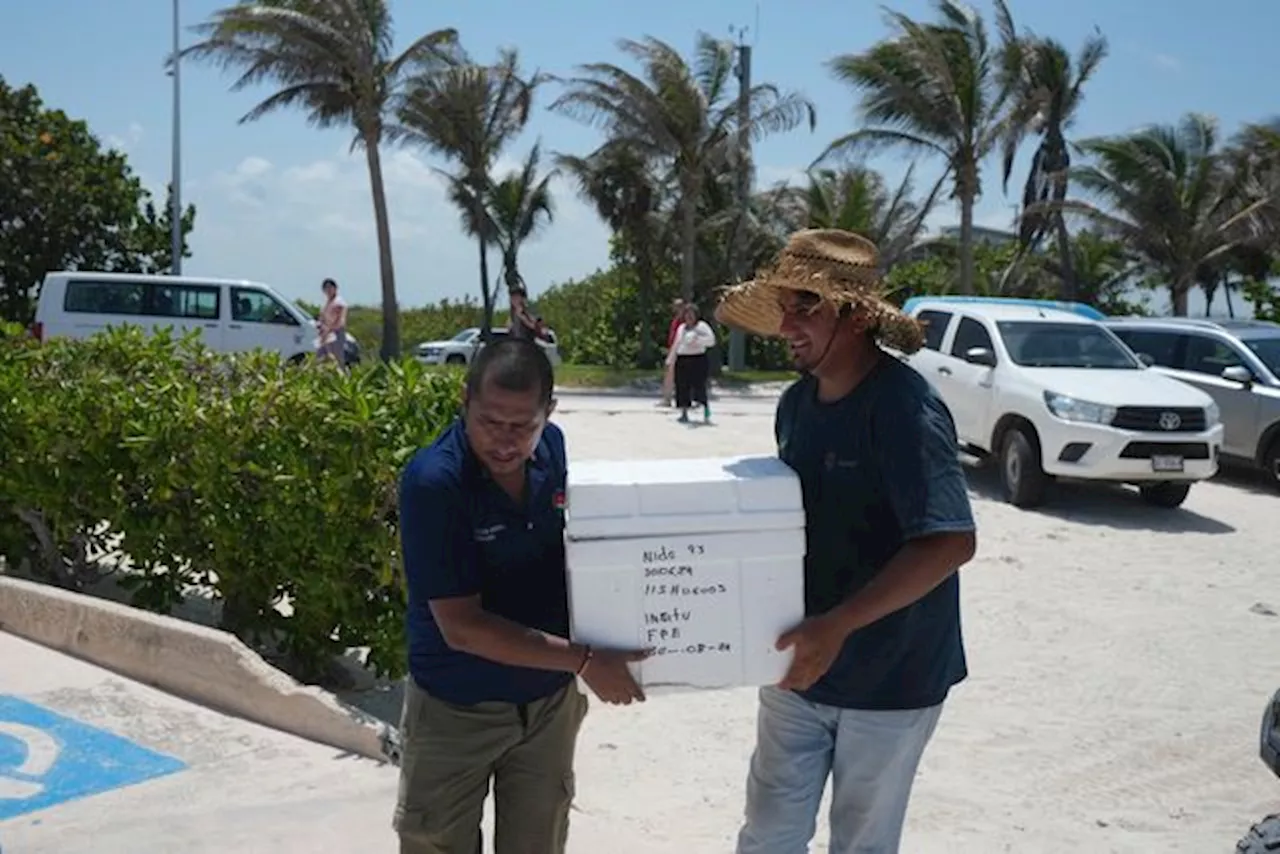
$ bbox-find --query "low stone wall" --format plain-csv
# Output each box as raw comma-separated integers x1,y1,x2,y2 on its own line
0,574,397,764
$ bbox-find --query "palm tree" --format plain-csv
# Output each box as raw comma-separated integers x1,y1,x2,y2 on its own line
550,33,815,303
182,0,459,360
395,48,541,338
487,142,556,295
997,10,1108,300
1044,230,1141,314
821,0,1016,295
1060,113,1272,316
557,142,665,365
1230,118,1280,257
799,164,944,271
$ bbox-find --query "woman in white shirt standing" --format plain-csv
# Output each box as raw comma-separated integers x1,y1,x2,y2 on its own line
667,303,717,423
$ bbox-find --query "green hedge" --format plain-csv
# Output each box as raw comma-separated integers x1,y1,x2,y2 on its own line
0,324,463,681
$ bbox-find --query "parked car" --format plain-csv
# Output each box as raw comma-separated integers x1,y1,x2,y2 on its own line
897,299,1225,508
1105,317,1280,490
1236,688,1280,852
413,326,562,367
31,271,360,366
902,294,1108,321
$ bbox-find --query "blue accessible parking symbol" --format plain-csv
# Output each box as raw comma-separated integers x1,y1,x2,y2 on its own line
0,695,187,820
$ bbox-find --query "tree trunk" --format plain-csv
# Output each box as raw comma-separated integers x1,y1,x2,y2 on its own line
957,189,976,295
679,190,697,302
503,249,521,295
472,184,495,341
1172,279,1190,316
479,235,494,340
363,137,400,361
1054,214,1076,302
635,229,656,368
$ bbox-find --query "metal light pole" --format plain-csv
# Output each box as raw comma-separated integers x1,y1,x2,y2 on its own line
726,37,752,372
170,0,183,275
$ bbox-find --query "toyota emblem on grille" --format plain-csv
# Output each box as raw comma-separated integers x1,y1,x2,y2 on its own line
1158,411,1182,431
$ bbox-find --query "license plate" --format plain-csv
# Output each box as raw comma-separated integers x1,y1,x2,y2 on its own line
1151,455,1185,472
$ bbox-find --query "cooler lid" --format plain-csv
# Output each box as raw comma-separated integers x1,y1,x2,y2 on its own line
565,455,804,541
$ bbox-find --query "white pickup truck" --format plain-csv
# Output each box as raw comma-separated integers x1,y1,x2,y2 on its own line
896,298,1225,509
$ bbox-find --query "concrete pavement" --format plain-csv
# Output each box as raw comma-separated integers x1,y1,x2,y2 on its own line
0,631,402,853
0,632,686,854
9,382,1274,853
0,391,785,854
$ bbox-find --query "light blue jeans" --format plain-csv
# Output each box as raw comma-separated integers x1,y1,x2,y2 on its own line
736,686,944,854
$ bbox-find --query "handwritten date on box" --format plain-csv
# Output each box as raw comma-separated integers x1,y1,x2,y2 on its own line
652,641,733,657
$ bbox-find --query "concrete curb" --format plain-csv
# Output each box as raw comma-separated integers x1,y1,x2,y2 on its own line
0,575,397,764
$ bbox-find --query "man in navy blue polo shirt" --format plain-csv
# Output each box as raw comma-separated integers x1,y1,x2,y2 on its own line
716,230,978,854
393,338,648,854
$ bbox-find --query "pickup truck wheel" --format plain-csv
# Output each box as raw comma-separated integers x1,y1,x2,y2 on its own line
999,428,1048,508
1138,482,1191,508
445,354,466,365
1236,814,1280,853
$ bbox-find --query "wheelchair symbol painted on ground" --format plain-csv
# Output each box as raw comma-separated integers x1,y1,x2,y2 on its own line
0,720,59,802
0,696,187,820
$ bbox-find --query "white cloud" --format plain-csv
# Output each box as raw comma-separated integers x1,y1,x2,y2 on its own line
106,121,146,152
1119,39,1182,74
185,146,1016,310
183,144,613,308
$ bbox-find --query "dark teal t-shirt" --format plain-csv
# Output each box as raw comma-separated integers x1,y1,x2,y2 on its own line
775,354,975,710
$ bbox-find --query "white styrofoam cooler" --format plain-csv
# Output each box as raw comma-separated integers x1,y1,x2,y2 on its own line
564,455,806,692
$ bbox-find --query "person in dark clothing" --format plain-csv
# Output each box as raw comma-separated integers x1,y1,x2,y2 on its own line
667,304,717,423
716,229,977,854
394,338,649,854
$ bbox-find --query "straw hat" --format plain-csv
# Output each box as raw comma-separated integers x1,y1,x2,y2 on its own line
714,229,925,354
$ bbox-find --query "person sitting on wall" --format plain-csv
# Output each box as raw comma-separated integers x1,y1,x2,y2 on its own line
508,285,551,343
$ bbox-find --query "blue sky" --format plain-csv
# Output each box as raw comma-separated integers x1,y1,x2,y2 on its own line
4,0,1278,309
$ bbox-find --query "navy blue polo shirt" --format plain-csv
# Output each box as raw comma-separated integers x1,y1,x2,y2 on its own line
398,418,573,706
775,354,975,710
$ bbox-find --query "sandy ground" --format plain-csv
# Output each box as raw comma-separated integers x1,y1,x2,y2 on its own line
6,388,1276,853
539,390,1280,853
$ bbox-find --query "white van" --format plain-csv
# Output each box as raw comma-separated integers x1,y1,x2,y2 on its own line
31,272,357,364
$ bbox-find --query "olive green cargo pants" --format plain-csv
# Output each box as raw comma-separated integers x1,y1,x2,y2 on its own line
393,678,588,854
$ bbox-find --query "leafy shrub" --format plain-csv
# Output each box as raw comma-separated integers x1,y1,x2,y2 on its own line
1245,279,1280,324
293,257,793,372
537,262,795,371
537,266,657,367
299,296,508,358
0,326,463,681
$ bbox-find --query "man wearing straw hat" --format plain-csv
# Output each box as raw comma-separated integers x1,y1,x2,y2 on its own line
716,229,977,853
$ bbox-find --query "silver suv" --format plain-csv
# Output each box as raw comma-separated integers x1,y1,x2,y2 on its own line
1104,317,1280,489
